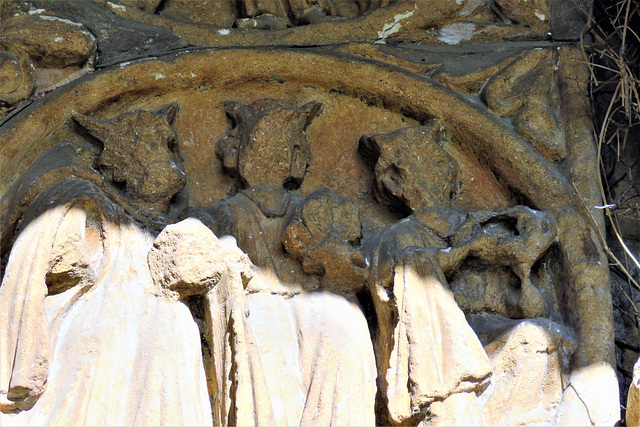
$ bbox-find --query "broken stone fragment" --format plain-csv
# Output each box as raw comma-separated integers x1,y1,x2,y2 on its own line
148,218,228,298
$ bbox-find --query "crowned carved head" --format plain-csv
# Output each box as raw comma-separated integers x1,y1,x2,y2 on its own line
215,98,322,189
73,102,187,213
359,123,459,214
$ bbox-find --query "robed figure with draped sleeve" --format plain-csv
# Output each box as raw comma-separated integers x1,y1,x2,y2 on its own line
0,105,217,425
359,125,556,425
193,98,377,426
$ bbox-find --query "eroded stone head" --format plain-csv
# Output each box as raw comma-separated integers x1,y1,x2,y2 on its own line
282,188,366,293
73,102,186,213
359,123,459,214
215,98,322,189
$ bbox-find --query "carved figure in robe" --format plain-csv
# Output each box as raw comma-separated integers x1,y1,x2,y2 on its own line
358,124,558,424
0,104,218,425
194,98,377,425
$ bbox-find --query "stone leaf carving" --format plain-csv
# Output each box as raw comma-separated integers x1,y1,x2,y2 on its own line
482,49,566,162
0,45,35,107
0,13,96,68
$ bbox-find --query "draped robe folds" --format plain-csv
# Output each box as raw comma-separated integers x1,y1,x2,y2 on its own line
0,180,212,426
205,185,377,425
366,216,492,424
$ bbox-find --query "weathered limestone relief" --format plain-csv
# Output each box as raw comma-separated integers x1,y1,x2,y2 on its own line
0,106,210,424
0,8,96,118
0,0,624,425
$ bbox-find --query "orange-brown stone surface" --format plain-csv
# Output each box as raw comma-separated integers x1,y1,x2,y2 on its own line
0,1,626,425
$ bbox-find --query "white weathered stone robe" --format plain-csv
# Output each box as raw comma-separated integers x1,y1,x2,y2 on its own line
367,216,492,424
204,185,377,425
0,180,212,426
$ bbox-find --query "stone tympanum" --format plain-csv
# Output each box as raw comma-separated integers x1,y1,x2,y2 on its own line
0,3,621,420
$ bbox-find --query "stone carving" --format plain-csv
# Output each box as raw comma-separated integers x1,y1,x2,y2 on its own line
72,103,186,213
194,98,377,424
283,188,366,293
0,32,622,425
157,0,387,28
0,105,213,424
357,124,562,424
196,99,565,424
11,0,571,50
0,9,96,117
0,45,34,111
482,49,566,162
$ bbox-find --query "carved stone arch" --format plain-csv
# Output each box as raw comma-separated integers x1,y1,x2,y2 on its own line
0,47,617,424
0,48,582,206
